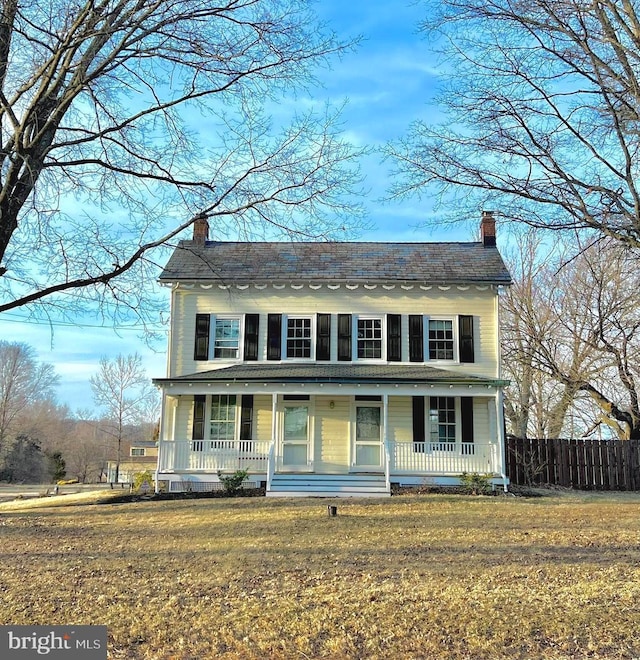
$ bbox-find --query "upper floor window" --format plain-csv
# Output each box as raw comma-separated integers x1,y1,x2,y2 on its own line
357,318,382,359
214,318,240,358
194,312,474,364
194,314,244,361
130,448,146,457
428,319,454,360
286,317,312,358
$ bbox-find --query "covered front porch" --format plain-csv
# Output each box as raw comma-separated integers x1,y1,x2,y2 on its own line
153,364,509,497
156,437,503,496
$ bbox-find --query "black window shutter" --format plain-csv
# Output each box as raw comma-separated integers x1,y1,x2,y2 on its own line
387,314,401,362
194,314,210,361
461,396,474,444
412,396,425,452
316,314,331,361
337,313,352,361
267,313,282,360
192,395,206,447
459,315,475,363
409,315,424,362
240,395,254,449
244,314,259,361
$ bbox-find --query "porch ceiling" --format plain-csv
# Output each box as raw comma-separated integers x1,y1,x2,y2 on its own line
154,363,508,387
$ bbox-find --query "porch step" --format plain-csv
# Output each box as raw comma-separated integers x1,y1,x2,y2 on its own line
267,473,390,498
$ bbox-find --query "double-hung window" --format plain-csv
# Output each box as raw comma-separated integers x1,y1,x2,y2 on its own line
210,395,237,448
357,317,382,359
429,396,456,450
286,317,312,358
214,318,241,358
428,319,455,360
194,314,243,360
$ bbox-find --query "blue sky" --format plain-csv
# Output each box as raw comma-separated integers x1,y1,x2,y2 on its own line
0,1,482,413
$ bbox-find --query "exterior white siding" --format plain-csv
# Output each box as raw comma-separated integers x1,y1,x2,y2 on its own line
174,397,192,442
169,286,499,379
388,396,413,444
254,394,274,443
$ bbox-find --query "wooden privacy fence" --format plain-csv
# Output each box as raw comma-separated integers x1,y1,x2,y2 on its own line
506,436,640,490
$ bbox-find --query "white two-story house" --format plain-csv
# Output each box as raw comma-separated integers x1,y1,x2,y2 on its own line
153,211,511,496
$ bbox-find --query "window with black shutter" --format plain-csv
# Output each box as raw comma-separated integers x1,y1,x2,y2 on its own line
316,314,331,361
267,313,282,360
194,314,210,361
337,313,352,361
409,314,424,362
387,314,401,362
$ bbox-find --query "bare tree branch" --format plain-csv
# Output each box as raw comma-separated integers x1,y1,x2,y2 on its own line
388,0,640,247
0,0,366,323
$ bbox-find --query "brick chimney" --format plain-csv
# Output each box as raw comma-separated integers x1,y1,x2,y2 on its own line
480,210,496,247
192,215,209,244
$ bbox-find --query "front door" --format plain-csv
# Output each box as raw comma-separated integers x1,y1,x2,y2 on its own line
281,404,311,471
353,405,382,469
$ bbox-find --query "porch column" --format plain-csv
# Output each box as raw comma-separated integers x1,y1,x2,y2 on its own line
155,395,178,493
495,390,508,491
271,393,278,441
383,394,390,490
269,393,278,481
154,390,167,493
170,396,178,442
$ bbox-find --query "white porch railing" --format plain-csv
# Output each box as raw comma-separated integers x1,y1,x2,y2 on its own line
158,440,271,473
390,442,498,475
157,440,500,476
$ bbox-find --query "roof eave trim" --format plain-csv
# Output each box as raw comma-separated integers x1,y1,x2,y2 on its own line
153,376,510,387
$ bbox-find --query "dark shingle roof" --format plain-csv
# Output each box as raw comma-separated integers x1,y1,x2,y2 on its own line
159,241,512,285
154,363,508,386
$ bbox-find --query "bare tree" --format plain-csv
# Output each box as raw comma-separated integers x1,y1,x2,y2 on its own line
0,341,59,449
0,0,365,323
550,242,640,438
58,415,112,483
90,353,157,482
62,418,110,483
502,237,640,439
501,236,584,438
388,0,640,247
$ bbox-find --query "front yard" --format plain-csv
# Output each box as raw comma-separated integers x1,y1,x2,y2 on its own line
1,492,639,659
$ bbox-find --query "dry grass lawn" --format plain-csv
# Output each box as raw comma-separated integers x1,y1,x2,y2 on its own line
0,492,639,659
